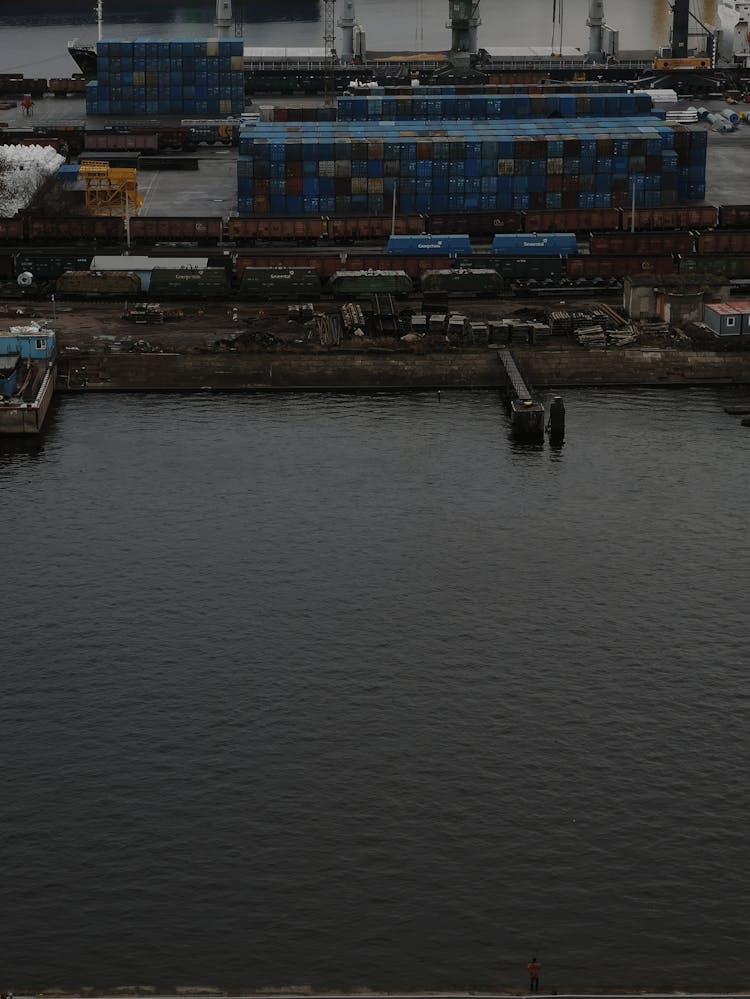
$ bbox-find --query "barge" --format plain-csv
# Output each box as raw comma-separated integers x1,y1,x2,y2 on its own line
0,322,57,434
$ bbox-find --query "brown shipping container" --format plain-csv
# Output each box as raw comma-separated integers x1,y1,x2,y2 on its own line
567,255,676,279
129,217,222,244
590,231,694,255
620,206,717,231
524,209,619,233
717,205,750,228
696,230,750,254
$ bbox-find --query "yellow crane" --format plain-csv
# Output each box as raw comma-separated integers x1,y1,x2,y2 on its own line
78,158,143,217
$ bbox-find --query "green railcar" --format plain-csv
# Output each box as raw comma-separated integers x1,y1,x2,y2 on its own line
420,267,504,297
679,255,750,279
56,270,141,298
148,267,230,299
329,269,413,297
238,267,322,300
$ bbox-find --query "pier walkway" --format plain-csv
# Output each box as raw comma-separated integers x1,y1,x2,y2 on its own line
498,347,545,438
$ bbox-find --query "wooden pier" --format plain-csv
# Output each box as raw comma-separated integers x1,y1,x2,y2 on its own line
498,348,545,439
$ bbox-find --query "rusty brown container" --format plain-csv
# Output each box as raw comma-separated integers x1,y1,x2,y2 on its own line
427,211,523,236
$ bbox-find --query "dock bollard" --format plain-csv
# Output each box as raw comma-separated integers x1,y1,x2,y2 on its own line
547,396,565,442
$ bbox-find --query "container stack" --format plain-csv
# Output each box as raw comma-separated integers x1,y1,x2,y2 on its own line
237,117,707,215
336,92,654,121
86,37,244,116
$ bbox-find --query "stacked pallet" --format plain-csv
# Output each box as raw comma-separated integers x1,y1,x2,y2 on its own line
86,37,244,116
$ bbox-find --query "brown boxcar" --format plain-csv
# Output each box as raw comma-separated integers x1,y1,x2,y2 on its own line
696,230,750,254
84,131,160,152
717,205,750,228
679,254,750,278
26,216,124,243
695,230,750,254
0,217,26,242
590,231,695,255
129,216,223,245
620,206,717,231
227,217,324,244
524,209,620,233
427,210,523,236
326,214,423,241
567,255,676,279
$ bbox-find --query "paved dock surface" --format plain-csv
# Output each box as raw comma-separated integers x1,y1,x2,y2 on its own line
5,94,750,212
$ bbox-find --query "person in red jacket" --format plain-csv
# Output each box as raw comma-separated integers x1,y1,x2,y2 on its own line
527,956,542,992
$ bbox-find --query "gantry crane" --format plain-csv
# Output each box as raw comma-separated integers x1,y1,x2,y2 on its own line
78,159,143,218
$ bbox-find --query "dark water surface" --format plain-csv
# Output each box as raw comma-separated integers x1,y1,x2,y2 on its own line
3,388,750,992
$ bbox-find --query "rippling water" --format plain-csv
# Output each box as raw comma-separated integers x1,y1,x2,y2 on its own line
3,388,750,991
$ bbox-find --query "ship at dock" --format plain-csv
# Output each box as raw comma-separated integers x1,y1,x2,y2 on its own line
0,322,57,435
66,0,750,96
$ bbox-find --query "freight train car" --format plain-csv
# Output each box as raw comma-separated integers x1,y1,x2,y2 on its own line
329,269,413,297
590,231,695,255
228,216,325,244
235,254,452,280
486,255,566,281
128,217,224,246
56,270,141,298
426,210,524,236
326,214,423,242
25,216,124,243
492,233,577,256
149,267,231,298
678,255,750,278
620,206,717,231
566,255,677,278
0,218,26,243
14,252,93,281
522,209,619,233
238,267,323,299
717,205,750,228
420,268,504,297
695,231,750,254
386,234,472,255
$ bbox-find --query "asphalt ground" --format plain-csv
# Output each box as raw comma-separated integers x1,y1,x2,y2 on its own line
4,93,750,215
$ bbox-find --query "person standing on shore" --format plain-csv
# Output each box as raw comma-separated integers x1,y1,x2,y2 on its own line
527,955,542,992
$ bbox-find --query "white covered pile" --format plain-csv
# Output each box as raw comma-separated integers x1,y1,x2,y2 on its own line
0,144,65,217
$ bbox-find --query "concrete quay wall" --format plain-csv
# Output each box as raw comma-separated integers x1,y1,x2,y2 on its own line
58,348,750,392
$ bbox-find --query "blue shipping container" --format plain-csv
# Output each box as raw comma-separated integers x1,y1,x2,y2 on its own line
386,235,472,255
491,233,578,256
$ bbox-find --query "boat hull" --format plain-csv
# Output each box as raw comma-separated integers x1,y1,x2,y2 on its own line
0,362,56,435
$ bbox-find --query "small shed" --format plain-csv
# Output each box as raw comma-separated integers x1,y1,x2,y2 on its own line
702,300,750,336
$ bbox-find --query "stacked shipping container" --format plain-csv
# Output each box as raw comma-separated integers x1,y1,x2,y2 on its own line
86,37,244,116
237,113,707,216
336,93,654,121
